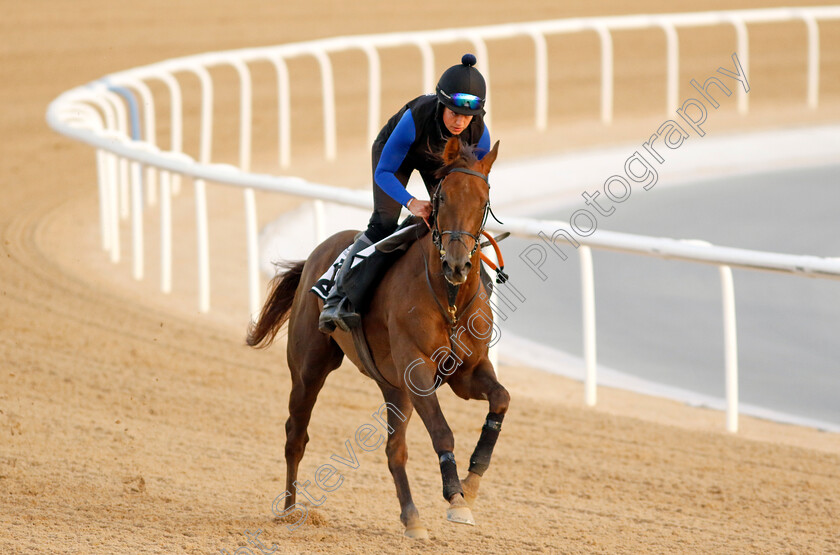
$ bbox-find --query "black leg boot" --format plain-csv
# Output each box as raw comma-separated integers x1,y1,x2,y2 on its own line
318,235,371,334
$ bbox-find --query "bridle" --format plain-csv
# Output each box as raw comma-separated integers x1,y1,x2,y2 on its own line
423,165,501,326
431,167,492,261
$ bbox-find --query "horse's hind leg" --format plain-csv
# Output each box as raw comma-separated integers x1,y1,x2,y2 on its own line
379,388,427,539
461,360,510,507
282,330,344,512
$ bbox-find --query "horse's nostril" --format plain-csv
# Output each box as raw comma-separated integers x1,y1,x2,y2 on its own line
464,261,472,272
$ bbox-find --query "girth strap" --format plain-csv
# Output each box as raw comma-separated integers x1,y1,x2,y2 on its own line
351,325,399,389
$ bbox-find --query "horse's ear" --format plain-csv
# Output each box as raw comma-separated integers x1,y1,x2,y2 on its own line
443,136,462,165
480,140,500,173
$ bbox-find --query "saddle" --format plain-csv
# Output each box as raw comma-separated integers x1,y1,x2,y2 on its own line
310,216,428,310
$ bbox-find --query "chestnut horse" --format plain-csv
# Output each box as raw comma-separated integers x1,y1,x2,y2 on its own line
247,136,508,539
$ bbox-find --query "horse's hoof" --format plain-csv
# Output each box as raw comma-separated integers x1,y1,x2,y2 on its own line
404,526,430,539
446,506,475,526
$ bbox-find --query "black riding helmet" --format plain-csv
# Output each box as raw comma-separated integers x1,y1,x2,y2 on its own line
435,53,486,116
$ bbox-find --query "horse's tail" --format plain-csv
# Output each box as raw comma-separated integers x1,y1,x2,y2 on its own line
246,260,306,348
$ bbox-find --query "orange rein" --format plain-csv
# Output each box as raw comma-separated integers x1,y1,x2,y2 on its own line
479,231,509,284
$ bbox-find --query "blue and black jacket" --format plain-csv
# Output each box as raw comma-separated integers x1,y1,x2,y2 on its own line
372,94,491,208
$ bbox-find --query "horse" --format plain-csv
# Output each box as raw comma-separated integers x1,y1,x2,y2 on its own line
246,135,508,539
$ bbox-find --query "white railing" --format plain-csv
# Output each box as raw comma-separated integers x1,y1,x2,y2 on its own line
46,7,840,432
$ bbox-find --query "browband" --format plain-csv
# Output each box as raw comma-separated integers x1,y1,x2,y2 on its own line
448,167,489,187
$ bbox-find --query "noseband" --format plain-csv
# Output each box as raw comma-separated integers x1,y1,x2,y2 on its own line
431,167,491,261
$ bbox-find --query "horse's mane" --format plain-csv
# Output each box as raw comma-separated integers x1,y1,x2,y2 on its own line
433,139,479,180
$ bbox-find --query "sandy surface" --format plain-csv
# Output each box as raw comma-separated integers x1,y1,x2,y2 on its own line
2,1,840,553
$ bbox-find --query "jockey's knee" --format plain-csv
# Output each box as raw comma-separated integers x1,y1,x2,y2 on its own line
365,222,397,243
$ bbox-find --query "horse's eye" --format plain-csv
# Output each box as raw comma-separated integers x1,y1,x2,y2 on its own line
438,194,446,205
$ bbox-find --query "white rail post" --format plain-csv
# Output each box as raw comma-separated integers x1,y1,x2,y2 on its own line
580,246,597,406
130,158,144,280
154,72,184,194
230,59,253,173
106,147,120,263
107,83,148,282
314,51,337,161
658,21,680,114
194,176,210,313
595,25,614,125
96,147,110,251
412,39,435,93
101,91,130,221
727,16,750,115
719,264,739,433
96,94,128,263
160,169,172,294
191,65,214,313
82,98,119,260
361,44,382,146
270,56,292,168
528,29,549,131
230,58,261,317
158,150,192,295
684,239,740,432
244,188,260,317
66,104,109,251
800,12,820,109
123,78,158,206
191,66,214,164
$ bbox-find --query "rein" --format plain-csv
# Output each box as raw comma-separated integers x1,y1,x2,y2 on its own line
478,231,510,284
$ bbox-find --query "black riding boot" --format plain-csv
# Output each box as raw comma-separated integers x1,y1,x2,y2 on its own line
318,234,372,334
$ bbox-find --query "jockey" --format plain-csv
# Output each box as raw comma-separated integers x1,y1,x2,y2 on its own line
319,53,491,334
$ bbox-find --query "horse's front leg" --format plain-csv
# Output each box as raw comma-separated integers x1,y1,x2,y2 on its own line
379,387,428,539
404,363,475,526
460,359,510,507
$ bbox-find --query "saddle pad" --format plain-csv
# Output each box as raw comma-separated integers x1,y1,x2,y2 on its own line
310,223,424,300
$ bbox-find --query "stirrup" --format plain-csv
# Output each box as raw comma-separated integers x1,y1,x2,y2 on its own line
318,297,360,334
318,309,338,334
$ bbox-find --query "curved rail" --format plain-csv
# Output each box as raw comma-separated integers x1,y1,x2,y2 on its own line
47,7,840,432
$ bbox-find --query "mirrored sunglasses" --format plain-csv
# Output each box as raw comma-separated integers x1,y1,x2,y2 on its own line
441,90,484,110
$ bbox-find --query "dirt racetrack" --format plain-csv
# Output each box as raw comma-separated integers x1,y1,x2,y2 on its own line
2,1,840,553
